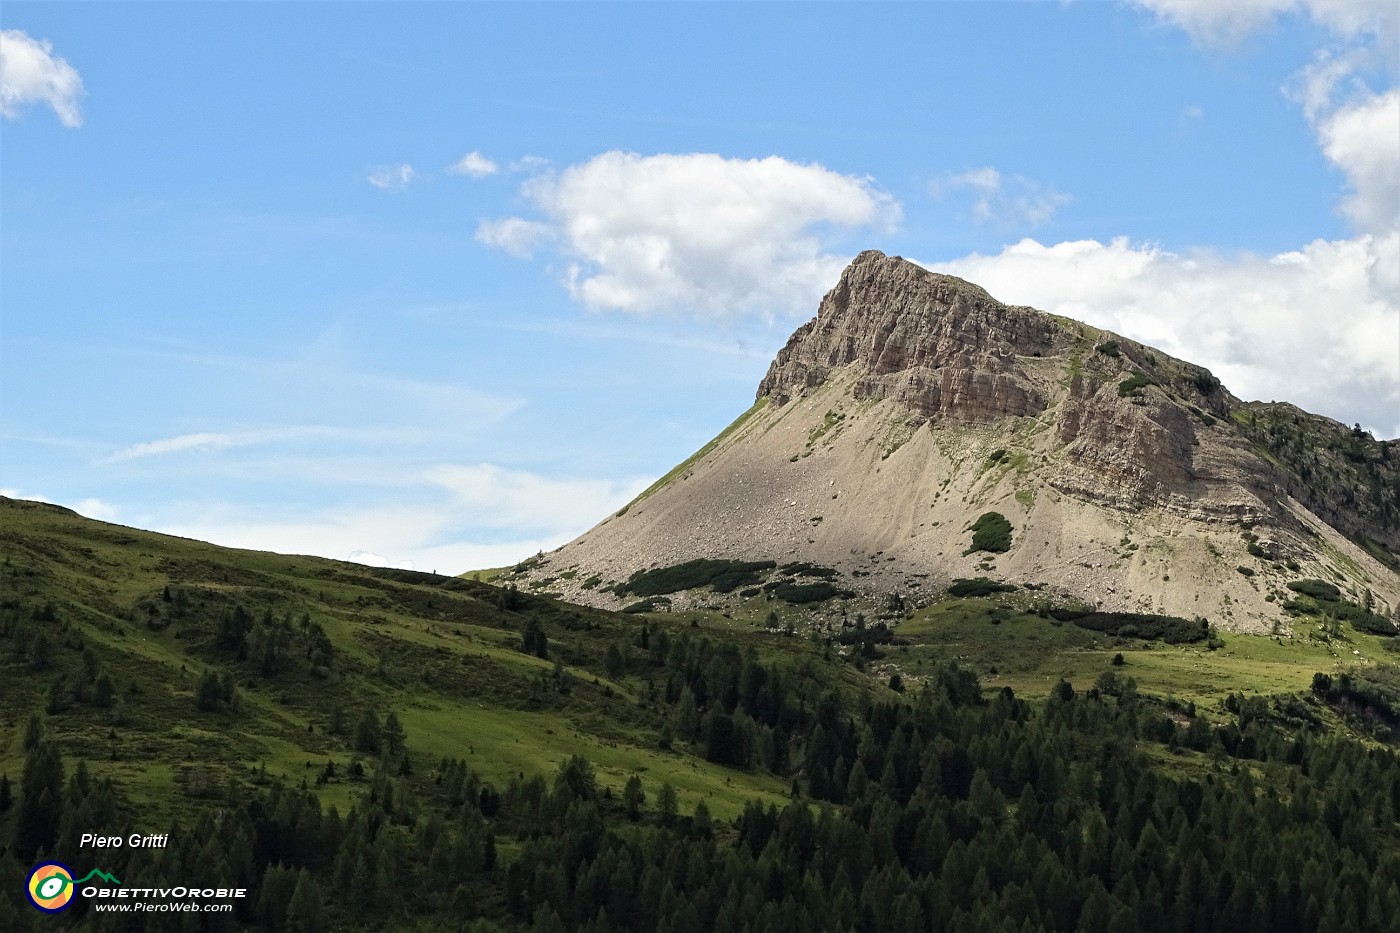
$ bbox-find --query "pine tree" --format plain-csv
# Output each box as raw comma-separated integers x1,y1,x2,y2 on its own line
355,710,382,754
15,741,64,861
258,863,298,933
623,775,645,821
382,711,406,754
196,669,224,711
658,783,679,827
606,643,626,680
285,869,325,933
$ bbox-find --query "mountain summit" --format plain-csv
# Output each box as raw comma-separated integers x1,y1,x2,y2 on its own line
516,251,1399,633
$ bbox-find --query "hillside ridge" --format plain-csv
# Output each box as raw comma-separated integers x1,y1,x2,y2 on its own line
515,250,1400,634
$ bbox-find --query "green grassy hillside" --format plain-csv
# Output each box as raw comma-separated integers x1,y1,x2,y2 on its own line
5,496,1400,932
0,497,871,826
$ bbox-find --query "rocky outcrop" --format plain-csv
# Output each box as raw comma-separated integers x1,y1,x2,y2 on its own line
518,250,1400,633
757,250,1061,421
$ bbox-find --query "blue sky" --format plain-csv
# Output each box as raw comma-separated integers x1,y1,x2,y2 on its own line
2,1,1396,571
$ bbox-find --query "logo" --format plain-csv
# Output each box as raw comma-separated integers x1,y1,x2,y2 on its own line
25,863,122,913
27,863,76,913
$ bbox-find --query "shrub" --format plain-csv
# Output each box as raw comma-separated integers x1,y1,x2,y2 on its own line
947,577,1018,598
1117,372,1154,397
965,512,1013,555
1282,580,1394,636
622,559,776,597
1095,340,1121,357
1287,579,1341,601
1047,608,1208,644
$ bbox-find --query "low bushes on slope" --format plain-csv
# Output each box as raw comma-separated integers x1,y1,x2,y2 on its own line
1284,579,1396,636
947,577,1018,598
620,559,777,597
768,580,852,604
1046,607,1210,644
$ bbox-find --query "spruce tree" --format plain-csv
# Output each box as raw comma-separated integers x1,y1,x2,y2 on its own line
285,869,325,933
15,741,64,861
623,775,645,821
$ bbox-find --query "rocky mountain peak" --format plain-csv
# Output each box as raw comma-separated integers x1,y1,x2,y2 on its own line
758,250,1066,421
520,249,1398,634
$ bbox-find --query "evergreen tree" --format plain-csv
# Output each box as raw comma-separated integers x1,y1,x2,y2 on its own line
15,741,64,861
196,668,224,711
383,711,406,755
258,863,298,933
355,710,382,754
658,783,679,827
623,775,645,821
285,869,325,933
605,644,626,680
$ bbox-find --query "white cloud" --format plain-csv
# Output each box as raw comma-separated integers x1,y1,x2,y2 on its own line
367,163,414,191
475,217,552,258
0,487,50,503
0,29,84,127
931,167,1071,227
478,151,900,317
1314,88,1399,234
926,233,1400,437
449,150,498,178
425,463,649,534
149,463,649,574
1132,0,1399,46
104,431,259,463
75,498,119,521
510,155,550,172
98,423,472,467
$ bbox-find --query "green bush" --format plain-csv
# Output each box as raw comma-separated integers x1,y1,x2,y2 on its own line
1095,340,1121,357
1117,372,1154,397
622,559,776,597
1282,579,1394,636
964,512,1013,554
1047,608,1208,644
1287,579,1341,601
947,578,1018,598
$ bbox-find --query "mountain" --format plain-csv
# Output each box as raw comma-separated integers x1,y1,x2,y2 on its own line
513,250,1400,634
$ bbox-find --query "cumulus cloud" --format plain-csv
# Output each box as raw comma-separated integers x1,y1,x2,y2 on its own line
478,151,900,317
475,217,552,258
450,150,498,178
931,167,1071,228
0,29,84,127
1312,87,1399,235
926,233,1400,437
367,163,414,191
1132,0,1399,47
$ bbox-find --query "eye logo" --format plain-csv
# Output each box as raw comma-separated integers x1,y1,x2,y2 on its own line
27,862,76,913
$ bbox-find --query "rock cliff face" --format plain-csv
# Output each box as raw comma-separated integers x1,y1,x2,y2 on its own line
514,251,1400,634
758,250,1060,421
